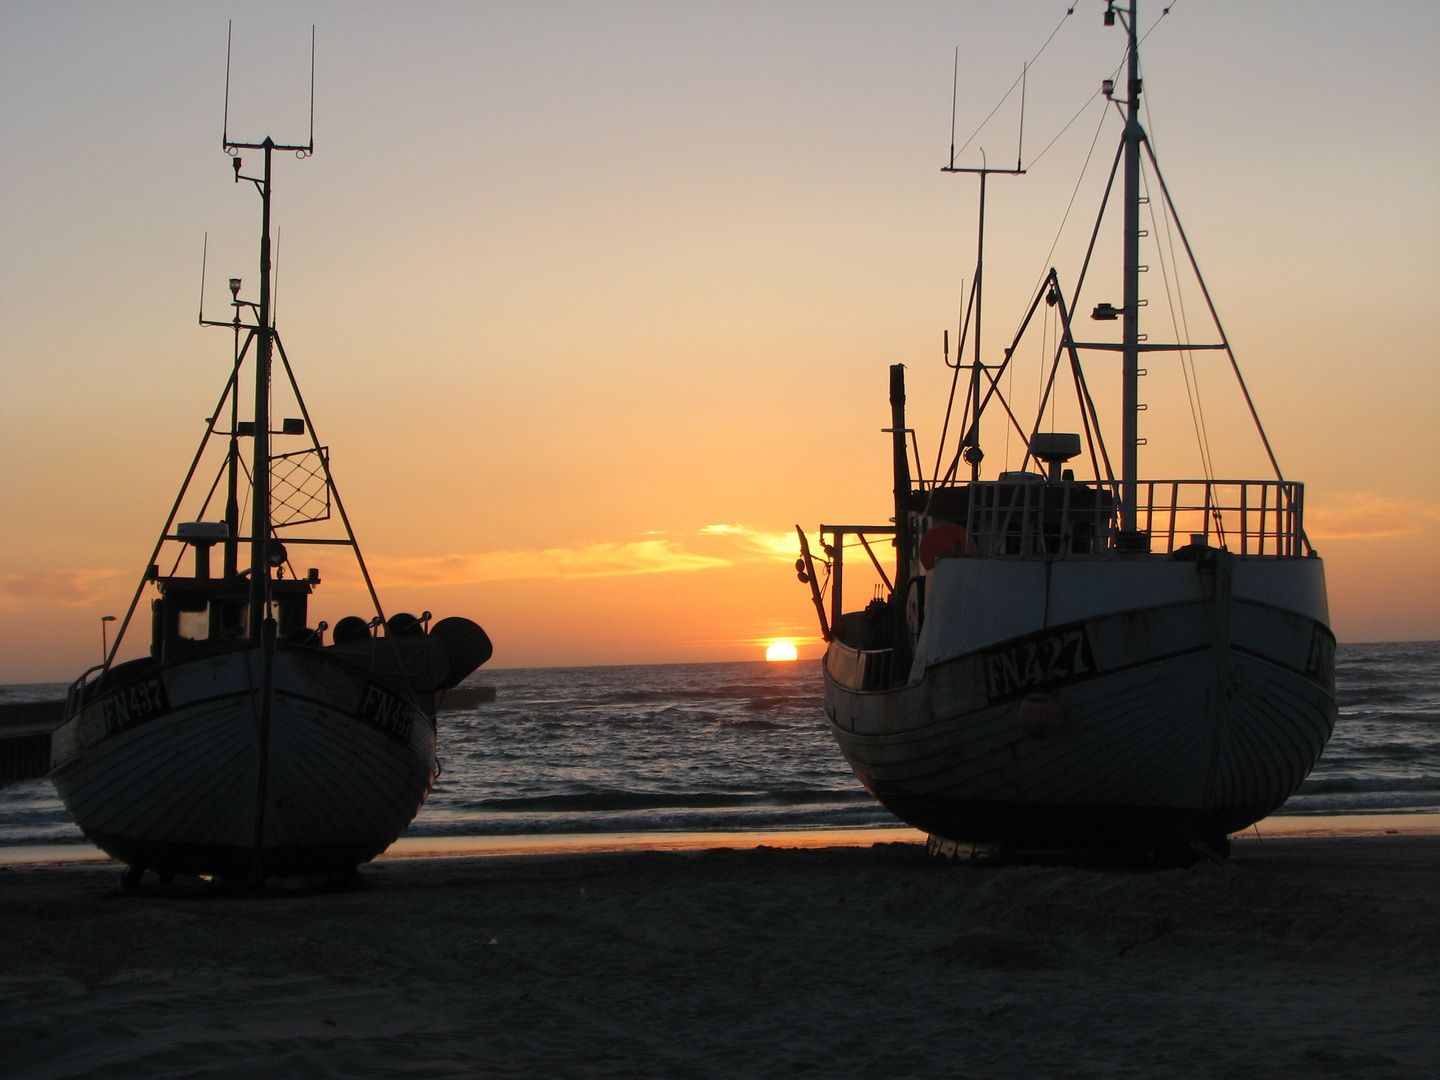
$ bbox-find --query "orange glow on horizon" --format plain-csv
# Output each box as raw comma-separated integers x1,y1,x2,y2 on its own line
0,6,1435,682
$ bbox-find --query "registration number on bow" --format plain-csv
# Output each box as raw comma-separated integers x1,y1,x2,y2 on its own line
102,677,170,736
357,685,413,743
983,626,1096,701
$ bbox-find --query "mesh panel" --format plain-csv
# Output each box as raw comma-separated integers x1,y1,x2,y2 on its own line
270,447,331,526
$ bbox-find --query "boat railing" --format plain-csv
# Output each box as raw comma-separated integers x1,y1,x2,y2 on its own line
1133,479,1308,557
960,478,1307,557
65,665,106,714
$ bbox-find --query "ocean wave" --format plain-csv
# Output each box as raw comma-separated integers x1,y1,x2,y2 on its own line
584,687,817,710
406,802,900,837
456,789,874,813
1298,775,1440,795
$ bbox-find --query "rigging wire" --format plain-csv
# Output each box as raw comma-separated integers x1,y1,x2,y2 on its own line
951,4,1075,163
1025,89,1103,171
931,275,970,481
1141,3,1178,46
1048,305,1059,436
1004,0,1172,173
937,2,1178,485
1025,98,1112,318
1021,0,1173,173
1142,162,1213,483
1140,89,1217,485
1037,296,1049,429
1019,3,1166,171
1004,335,1016,470
936,95,1109,483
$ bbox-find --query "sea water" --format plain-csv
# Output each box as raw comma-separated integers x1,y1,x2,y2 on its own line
2,641,1436,847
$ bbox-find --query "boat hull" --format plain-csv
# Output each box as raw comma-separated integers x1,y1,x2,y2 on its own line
50,646,435,878
824,554,1337,849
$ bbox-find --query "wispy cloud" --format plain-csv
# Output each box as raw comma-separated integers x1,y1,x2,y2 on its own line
0,570,123,608
1305,493,1440,539
365,539,731,588
699,524,799,560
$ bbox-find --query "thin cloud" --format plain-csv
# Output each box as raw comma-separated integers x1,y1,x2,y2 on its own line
700,524,799,560
0,570,123,608
1305,493,1440,539
365,540,731,588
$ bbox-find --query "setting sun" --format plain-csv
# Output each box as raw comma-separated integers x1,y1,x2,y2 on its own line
765,641,799,662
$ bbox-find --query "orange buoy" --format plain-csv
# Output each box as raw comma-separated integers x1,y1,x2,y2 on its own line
919,523,978,570
1017,692,1064,738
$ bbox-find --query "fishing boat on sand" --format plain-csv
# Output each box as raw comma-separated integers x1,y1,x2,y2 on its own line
50,69,491,886
796,1,1335,857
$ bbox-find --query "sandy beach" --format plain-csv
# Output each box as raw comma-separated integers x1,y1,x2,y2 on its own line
2,833,1437,1079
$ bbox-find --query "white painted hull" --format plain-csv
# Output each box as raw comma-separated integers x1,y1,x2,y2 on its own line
50,646,435,878
825,553,1336,848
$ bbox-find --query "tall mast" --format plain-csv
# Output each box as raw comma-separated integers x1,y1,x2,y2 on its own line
220,23,314,636
225,133,312,634
223,310,241,580
969,170,987,480
249,139,275,632
1119,0,1143,534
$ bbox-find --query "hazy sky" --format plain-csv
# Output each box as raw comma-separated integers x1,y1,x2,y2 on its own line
2,1,1437,680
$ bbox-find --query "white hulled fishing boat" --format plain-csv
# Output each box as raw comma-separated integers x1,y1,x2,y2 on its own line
50,53,491,885
796,2,1335,856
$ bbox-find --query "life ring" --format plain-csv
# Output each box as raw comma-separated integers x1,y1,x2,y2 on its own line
919,523,978,570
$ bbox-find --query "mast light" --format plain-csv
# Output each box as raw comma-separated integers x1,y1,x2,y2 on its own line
229,278,242,299
1092,302,1122,321
1102,79,1115,98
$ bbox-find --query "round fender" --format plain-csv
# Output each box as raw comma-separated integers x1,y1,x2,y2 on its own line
429,617,494,690
920,523,978,570
386,612,426,637
1017,692,1064,738
332,615,371,644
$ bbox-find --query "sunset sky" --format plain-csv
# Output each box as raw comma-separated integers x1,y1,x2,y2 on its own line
2,1,1436,682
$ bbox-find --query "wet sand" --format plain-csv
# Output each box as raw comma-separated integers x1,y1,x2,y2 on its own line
2,834,1437,1078
4,812,1437,868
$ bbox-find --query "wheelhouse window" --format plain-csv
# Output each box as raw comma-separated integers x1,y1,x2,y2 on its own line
177,606,210,641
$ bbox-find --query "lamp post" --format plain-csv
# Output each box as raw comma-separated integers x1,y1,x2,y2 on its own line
100,615,116,665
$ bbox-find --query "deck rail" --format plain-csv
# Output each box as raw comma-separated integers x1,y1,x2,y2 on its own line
962,478,1307,557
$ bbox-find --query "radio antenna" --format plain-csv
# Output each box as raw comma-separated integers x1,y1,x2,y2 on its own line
222,22,232,148
1017,62,1027,170
307,26,315,150
221,23,315,158
272,229,281,322
949,46,959,169
198,233,209,324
